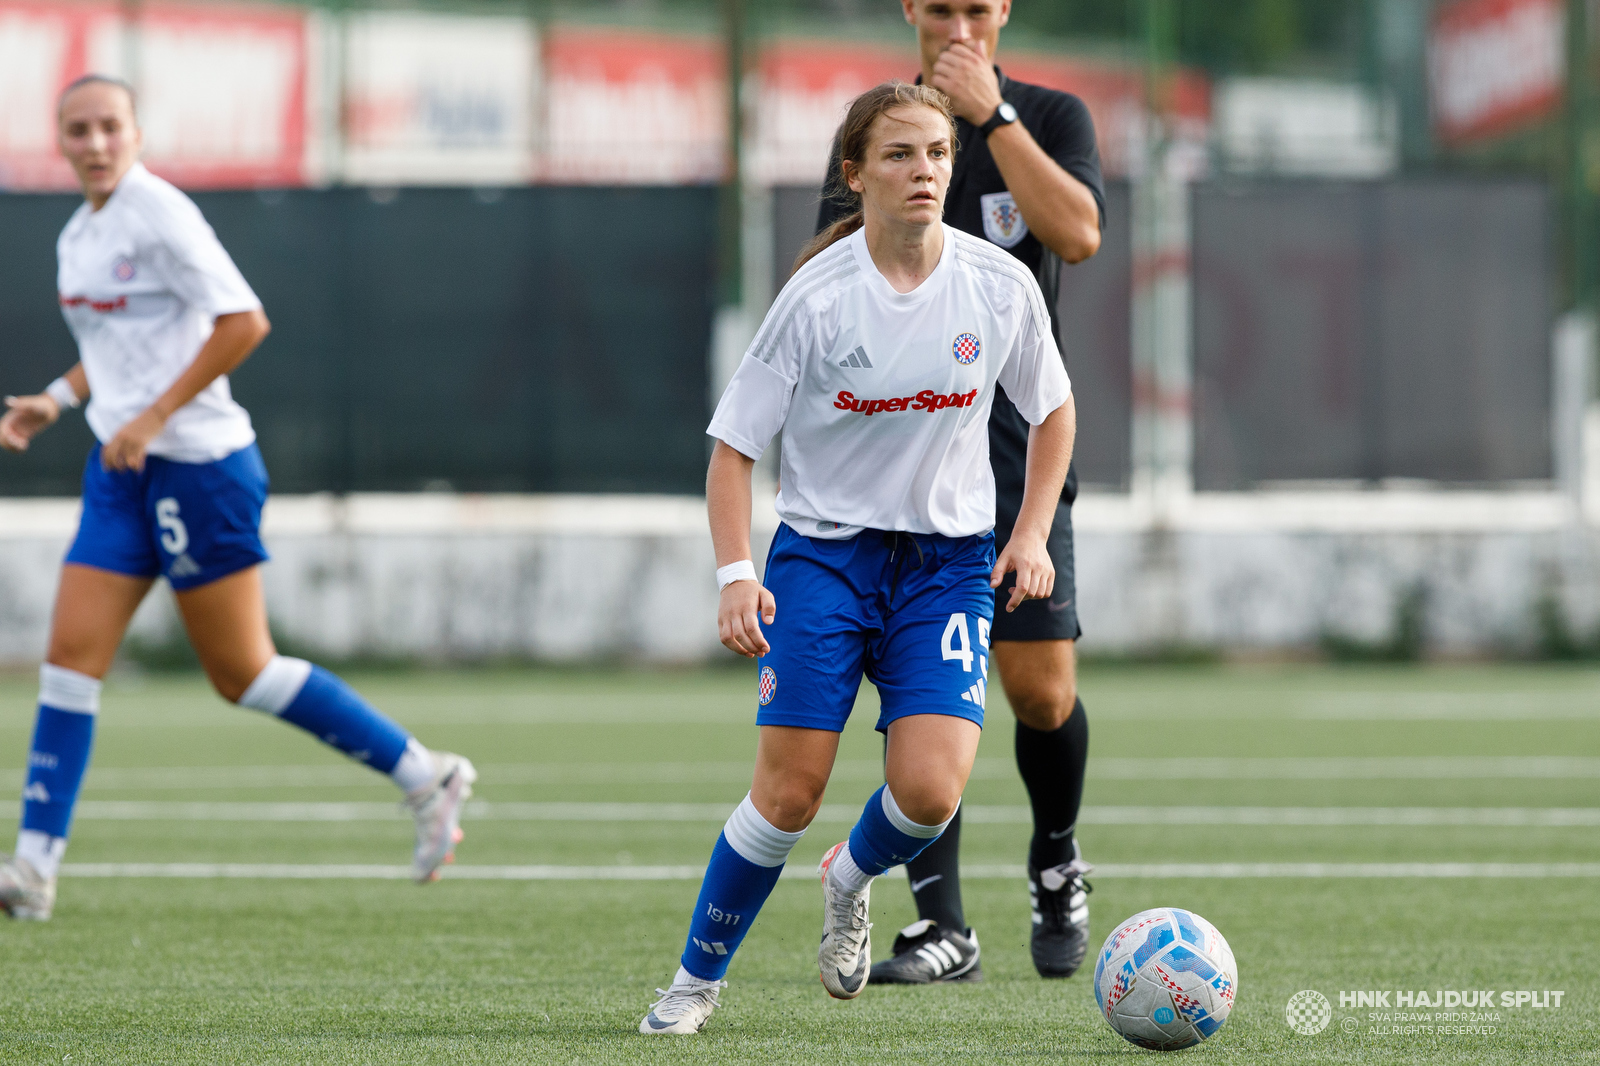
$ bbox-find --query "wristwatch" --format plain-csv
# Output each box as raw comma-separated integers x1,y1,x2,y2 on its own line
979,101,1018,138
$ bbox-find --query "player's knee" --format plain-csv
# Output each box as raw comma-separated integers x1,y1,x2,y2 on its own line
757,775,828,833
209,655,277,705
889,780,963,828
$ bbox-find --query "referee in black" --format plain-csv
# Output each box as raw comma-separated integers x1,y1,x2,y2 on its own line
816,0,1105,985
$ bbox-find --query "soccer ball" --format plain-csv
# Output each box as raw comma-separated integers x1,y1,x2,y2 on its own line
1094,908,1238,1051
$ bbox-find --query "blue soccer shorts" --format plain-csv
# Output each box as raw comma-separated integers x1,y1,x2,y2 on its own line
65,443,270,591
754,522,997,733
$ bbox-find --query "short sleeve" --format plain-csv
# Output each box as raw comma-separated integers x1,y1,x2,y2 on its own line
995,277,1071,425
141,194,261,318
706,297,808,460
1034,92,1106,233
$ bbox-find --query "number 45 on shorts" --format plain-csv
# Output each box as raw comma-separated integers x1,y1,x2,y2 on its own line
941,612,991,707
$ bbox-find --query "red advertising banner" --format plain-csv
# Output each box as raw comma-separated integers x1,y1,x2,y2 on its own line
1429,0,1563,145
753,40,1208,183
544,26,726,184
751,40,904,184
0,0,308,191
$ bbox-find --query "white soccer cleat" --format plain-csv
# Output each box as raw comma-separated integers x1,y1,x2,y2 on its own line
404,751,477,883
0,854,55,922
639,972,726,1035
817,841,872,999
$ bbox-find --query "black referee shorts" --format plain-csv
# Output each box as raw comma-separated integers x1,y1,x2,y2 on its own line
990,494,1081,643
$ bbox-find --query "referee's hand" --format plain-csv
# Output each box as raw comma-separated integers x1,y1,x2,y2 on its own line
992,532,1056,613
719,580,776,658
929,38,1004,125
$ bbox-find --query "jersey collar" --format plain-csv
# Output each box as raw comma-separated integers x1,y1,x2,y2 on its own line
848,222,954,308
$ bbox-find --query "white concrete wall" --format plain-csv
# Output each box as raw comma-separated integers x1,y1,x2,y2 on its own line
1,490,1595,665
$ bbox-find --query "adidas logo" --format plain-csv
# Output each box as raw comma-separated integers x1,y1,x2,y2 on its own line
838,345,874,369
168,553,202,578
22,782,50,803
959,678,987,707
693,937,729,955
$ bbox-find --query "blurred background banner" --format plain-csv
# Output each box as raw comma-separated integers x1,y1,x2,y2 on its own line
1428,0,1564,146
342,10,537,186
0,0,310,190
2,0,1598,661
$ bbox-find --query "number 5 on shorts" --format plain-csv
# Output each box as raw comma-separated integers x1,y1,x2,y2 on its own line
156,497,189,555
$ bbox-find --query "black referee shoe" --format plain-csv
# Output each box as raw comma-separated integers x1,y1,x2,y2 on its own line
1028,855,1093,979
867,920,982,984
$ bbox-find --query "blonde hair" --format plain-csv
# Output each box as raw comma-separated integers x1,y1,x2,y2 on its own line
793,81,957,274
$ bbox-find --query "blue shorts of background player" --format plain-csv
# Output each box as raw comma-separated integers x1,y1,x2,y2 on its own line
755,523,997,733
65,442,270,591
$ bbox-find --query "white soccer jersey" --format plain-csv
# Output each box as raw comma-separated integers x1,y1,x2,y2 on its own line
56,162,261,463
708,224,1071,540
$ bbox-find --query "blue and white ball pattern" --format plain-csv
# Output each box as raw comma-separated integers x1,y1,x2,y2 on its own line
1094,908,1238,1051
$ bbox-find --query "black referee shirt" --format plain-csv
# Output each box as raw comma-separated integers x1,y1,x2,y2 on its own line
815,67,1104,508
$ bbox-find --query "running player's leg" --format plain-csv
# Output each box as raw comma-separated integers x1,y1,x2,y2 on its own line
174,566,472,880
152,446,472,882
642,726,835,1034
644,523,869,1033
844,531,992,988
2,565,152,920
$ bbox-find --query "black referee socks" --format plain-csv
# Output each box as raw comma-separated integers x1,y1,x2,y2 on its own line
1016,698,1090,872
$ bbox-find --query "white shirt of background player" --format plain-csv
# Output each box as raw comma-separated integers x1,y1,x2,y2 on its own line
57,161,262,463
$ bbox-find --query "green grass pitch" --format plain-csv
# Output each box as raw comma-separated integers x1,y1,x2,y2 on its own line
0,662,1597,1063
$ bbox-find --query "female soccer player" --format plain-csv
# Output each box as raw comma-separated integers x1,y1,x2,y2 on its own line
0,76,475,922
639,81,1075,1035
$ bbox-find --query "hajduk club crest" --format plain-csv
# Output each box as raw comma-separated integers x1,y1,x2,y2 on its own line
953,332,981,365
758,666,777,705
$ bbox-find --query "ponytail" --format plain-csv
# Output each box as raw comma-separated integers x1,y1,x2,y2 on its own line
787,80,956,278
793,211,864,274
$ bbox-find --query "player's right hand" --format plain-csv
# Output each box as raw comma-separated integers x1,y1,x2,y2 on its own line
0,394,60,453
719,580,776,658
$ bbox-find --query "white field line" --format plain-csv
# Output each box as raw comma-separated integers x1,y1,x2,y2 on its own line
16,801,1600,827
57,862,1600,881
2,755,1596,792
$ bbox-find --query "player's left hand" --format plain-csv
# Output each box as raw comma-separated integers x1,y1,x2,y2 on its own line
991,531,1055,613
929,38,1004,125
101,407,167,473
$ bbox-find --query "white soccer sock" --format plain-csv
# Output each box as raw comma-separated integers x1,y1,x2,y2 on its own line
828,842,874,895
391,738,438,795
722,793,806,868
672,964,721,990
15,829,66,881
237,655,312,714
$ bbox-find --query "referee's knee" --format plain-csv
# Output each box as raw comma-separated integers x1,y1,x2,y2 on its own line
1008,683,1077,732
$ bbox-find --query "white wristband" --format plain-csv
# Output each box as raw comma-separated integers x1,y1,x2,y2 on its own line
717,559,758,591
45,377,80,410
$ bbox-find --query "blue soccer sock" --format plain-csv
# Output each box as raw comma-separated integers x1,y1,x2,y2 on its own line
15,664,102,880
237,656,419,783
679,794,806,981
836,785,955,891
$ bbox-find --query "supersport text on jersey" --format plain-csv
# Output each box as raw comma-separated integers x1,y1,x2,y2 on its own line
834,389,978,415
708,224,1070,541
56,162,261,463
